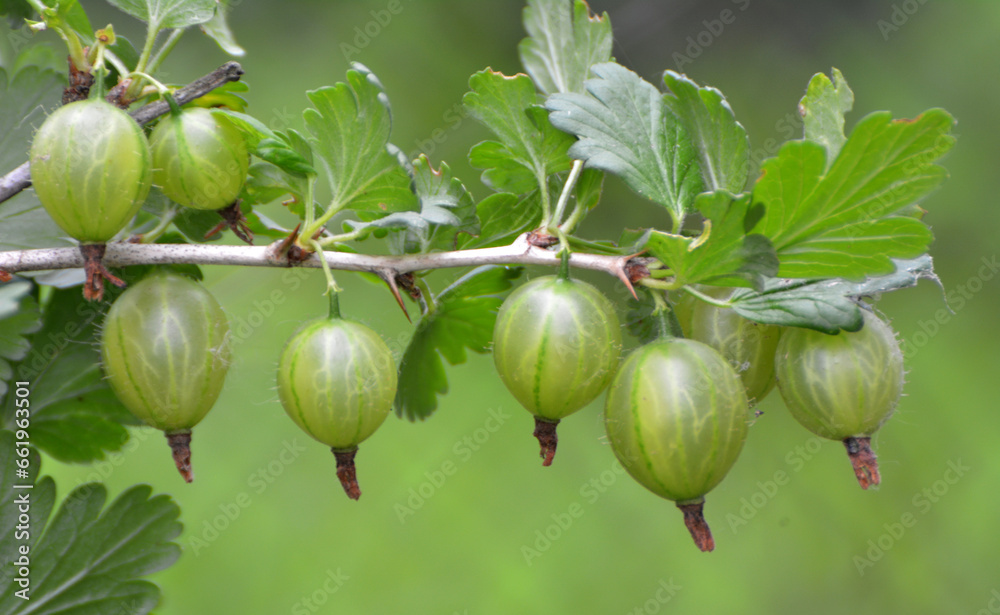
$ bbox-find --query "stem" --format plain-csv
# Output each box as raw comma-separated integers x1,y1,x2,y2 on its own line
139,208,177,244
307,237,340,294
683,285,732,308
146,28,186,75
650,292,681,340
414,276,436,314
550,160,585,229
0,234,639,288
537,170,553,227
557,248,570,281
0,62,244,205
559,197,588,236
128,22,163,99
327,291,342,320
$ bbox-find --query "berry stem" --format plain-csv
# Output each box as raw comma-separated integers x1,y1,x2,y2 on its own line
844,436,880,489
676,499,715,552
333,448,361,500
533,417,559,466
166,430,194,483
80,244,126,302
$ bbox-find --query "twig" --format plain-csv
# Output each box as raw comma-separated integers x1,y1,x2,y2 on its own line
0,62,245,205
0,234,638,286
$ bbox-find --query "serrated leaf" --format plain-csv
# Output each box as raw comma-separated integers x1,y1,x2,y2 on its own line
303,64,416,217
471,191,542,249
0,63,68,251
106,0,215,31
465,70,574,195
644,192,778,289
389,156,476,253
518,0,612,95
395,266,523,420
0,434,182,614
1,288,139,463
754,109,955,279
546,62,703,225
0,282,41,402
199,0,244,56
663,71,749,193
800,68,854,166
1,0,33,27
729,279,864,334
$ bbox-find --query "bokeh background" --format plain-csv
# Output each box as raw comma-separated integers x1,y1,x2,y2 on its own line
17,0,1000,613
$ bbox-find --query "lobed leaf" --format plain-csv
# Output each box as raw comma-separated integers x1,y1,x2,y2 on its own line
663,71,749,193
0,432,182,614
303,64,416,217
800,67,854,166
106,0,215,31
1,288,140,464
546,62,703,225
199,0,244,56
0,282,41,402
753,108,955,279
644,192,778,290
386,156,477,254
465,70,574,195
395,266,523,420
518,0,613,95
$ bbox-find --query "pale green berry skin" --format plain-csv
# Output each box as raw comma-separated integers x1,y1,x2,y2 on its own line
690,299,781,403
101,273,231,432
150,108,249,210
604,338,750,503
30,99,152,243
277,319,396,450
492,276,621,421
775,310,903,440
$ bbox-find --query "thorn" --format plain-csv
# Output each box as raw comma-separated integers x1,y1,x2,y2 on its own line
614,264,638,300
273,224,301,259
378,269,411,323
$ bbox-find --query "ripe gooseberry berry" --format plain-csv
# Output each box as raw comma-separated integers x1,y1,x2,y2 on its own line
492,270,621,465
101,272,231,482
775,309,904,489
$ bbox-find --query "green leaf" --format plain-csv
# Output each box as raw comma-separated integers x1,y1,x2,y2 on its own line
518,0,612,95
546,62,704,226
471,191,542,248
465,70,574,195
0,434,182,614
395,266,523,421
0,0,33,27
800,67,854,166
0,282,41,402
753,109,955,279
644,192,778,289
303,64,416,216
726,257,937,334
199,0,244,56
729,279,863,334
0,63,67,251
1,288,139,464
106,0,215,31
663,71,749,193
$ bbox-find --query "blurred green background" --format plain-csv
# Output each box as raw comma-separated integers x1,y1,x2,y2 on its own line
25,0,1000,613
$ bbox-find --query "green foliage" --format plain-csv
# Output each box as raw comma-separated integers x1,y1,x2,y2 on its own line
465,69,574,196
395,266,522,421
1,288,139,463
518,0,612,96
303,64,416,219
0,282,40,401
753,108,955,279
643,192,777,290
106,0,214,31
800,67,854,166
547,62,704,227
0,432,182,614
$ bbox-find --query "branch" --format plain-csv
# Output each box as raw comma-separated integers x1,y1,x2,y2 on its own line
0,234,639,295
0,62,245,205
